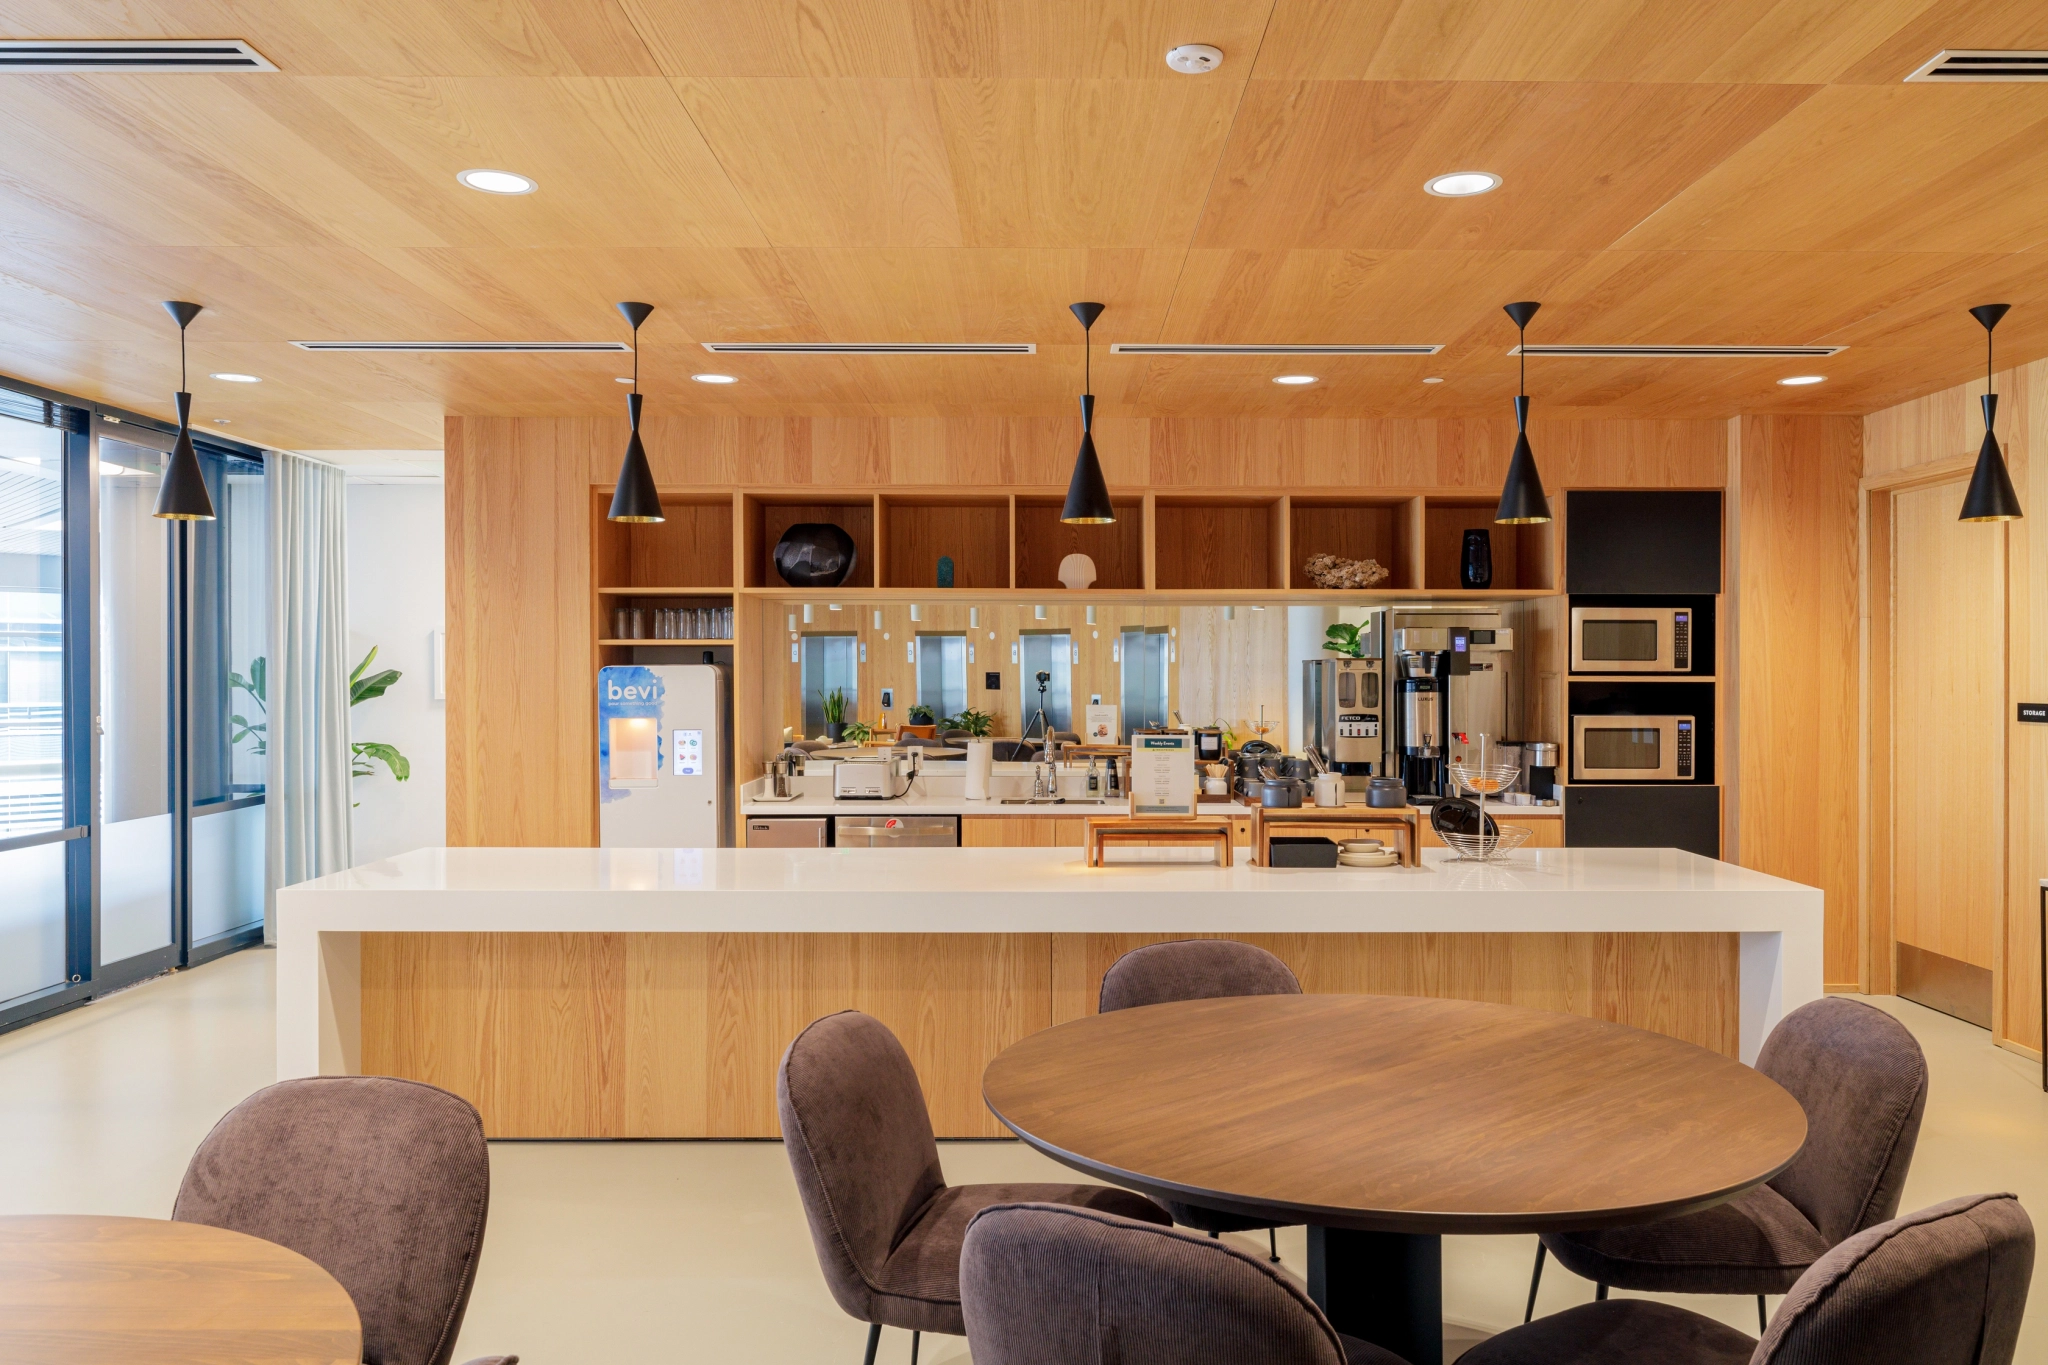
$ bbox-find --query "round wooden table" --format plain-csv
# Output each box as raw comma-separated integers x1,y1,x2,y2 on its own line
0,1215,362,1365
983,995,1806,1365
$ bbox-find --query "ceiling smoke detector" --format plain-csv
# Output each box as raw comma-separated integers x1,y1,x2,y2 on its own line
1166,44,1223,74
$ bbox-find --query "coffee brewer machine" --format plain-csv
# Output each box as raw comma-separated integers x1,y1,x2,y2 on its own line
1303,612,1385,778
1390,628,1454,802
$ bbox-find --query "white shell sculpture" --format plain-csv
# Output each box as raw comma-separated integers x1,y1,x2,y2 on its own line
1058,553,1097,590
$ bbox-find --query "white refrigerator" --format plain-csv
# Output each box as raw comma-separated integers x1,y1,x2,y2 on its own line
597,664,732,847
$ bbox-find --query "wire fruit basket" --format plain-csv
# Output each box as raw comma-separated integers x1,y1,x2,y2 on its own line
1443,756,1532,863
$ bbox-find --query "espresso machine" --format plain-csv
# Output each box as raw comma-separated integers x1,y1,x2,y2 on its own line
1303,654,1385,779
1390,628,1455,802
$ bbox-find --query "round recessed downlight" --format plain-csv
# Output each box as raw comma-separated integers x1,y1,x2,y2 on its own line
1165,44,1223,74
1777,375,1827,386
691,373,738,384
1424,171,1502,198
616,376,634,384
456,168,537,195
1273,374,1317,385
209,372,261,383
1422,376,1445,384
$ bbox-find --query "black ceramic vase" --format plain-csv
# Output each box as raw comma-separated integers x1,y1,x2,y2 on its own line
1460,528,1493,590
773,523,858,588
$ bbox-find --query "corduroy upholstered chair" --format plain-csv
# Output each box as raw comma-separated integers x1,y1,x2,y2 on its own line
1528,996,1928,1329
778,1010,1171,1365
1463,1192,2032,1365
960,1202,1410,1365
173,1076,514,1365
1098,938,1302,1261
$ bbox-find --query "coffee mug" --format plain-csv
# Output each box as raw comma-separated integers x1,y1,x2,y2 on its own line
1313,774,1346,807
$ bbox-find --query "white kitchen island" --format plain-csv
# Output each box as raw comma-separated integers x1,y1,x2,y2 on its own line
278,845,1821,1139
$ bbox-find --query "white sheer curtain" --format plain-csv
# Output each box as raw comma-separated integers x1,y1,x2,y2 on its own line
264,451,351,939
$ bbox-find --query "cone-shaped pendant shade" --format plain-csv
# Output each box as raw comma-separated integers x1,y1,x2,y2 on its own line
1960,425,2022,522
153,391,216,521
1496,394,1550,524
1061,393,1114,524
609,392,663,523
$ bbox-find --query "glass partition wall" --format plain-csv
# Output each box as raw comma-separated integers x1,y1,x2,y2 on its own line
0,395,266,1034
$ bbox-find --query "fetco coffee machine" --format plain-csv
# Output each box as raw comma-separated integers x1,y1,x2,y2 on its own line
1388,608,1516,802
1390,628,1453,803
1303,612,1384,778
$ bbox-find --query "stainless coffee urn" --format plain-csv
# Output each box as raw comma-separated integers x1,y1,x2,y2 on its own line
1303,612,1385,777
1390,628,1454,802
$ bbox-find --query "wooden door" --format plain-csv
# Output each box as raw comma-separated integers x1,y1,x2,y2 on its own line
1888,479,2004,1025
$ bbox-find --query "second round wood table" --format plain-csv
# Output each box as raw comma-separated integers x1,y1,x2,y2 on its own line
0,1214,362,1365
983,994,1807,1365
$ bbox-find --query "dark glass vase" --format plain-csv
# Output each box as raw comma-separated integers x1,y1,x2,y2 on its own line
1460,528,1493,590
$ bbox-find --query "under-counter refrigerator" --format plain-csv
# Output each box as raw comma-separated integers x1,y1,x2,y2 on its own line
598,664,732,847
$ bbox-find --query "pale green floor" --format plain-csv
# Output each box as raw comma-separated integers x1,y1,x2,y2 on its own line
1,952,2041,1363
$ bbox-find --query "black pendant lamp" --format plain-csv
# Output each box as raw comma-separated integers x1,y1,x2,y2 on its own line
1959,303,2023,523
1495,300,1551,525
152,300,216,521
608,301,664,523
1061,301,1115,524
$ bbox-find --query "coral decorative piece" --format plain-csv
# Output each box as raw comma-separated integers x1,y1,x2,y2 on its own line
1302,553,1390,590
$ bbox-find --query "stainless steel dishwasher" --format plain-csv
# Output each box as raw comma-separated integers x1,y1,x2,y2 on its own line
833,814,959,848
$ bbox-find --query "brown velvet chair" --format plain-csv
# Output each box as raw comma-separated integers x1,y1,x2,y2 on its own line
1527,996,1928,1330
778,1010,1172,1365
1099,938,1301,1261
960,1201,1409,1365
1462,1192,2033,1365
173,1076,513,1365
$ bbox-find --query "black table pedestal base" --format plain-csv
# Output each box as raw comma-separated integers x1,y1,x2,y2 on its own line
1308,1226,1443,1365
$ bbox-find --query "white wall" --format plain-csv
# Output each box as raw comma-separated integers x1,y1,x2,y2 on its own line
345,482,444,863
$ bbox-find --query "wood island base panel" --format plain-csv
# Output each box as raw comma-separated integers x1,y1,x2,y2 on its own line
360,929,1739,1139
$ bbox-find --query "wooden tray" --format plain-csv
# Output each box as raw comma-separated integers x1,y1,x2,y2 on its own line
1250,806,1418,867
1084,816,1235,868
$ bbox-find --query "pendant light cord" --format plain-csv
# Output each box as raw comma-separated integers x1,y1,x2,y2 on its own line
180,323,187,392
1084,318,1091,397
633,323,640,395
1987,323,1994,432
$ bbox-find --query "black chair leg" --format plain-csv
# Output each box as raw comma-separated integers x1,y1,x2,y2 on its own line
1524,1241,1547,1322
1269,1227,1281,1263
1209,1230,1220,1238
1758,1296,1768,1333
862,1323,881,1365
1595,1283,1609,1301
910,1329,920,1365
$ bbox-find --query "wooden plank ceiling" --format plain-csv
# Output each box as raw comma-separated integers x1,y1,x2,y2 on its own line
0,0,2043,449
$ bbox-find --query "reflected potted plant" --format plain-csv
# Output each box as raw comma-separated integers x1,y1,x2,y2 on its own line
820,687,848,743
841,719,874,746
902,702,937,739
943,708,994,738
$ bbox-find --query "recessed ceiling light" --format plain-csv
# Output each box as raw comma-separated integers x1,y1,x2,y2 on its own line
209,372,260,383
456,168,537,195
616,376,634,384
1165,44,1223,74
691,373,738,384
1424,171,1502,198
1422,376,1445,384
1273,374,1317,385
1777,375,1827,386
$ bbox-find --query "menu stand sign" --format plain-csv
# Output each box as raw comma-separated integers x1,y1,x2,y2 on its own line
1129,733,1197,818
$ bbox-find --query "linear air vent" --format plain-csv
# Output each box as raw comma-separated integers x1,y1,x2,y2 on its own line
290,340,631,353
701,342,1034,354
0,39,277,72
1508,344,1846,358
1905,50,2048,82
1110,343,1442,356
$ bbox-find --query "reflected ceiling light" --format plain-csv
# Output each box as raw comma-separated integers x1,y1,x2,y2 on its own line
1422,376,1445,384
691,373,737,384
211,418,231,424
607,302,663,524
1960,303,2023,523
209,371,260,383
1273,374,1317,385
456,168,536,195
153,301,215,522
1425,171,1501,197
1495,301,1552,526
616,376,633,384
1776,375,1827,386
1061,301,1114,524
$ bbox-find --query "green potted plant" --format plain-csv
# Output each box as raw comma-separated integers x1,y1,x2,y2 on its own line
1322,623,1367,658
841,719,874,746
944,708,995,738
903,702,937,739
820,687,848,742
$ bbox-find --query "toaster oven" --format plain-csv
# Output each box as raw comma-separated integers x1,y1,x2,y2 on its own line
1570,607,1693,673
1571,715,1696,782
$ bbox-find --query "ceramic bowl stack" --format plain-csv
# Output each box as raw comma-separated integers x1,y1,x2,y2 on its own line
1337,838,1398,868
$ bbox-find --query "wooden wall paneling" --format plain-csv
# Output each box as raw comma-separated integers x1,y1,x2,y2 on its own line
1862,487,1895,994
1016,496,1147,590
1270,496,1291,592
445,417,598,847
880,496,1012,590
2004,361,2045,1056
1142,493,1158,590
1288,497,1415,590
1049,932,1740,1057
1736,416,1862,989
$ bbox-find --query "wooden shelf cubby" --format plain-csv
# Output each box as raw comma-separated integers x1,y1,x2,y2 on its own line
592,491,735,591
1014,495,1145,590
1422,496,1557,593
742,494,876,590
1152,495,1286,591
1288,495,1421,591
877,494,1012,589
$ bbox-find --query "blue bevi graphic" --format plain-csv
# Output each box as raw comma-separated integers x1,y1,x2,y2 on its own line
598,666,665,802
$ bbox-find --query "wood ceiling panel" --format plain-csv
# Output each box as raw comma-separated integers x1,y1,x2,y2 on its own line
1251,0,1942,83
1621,85,2048,253
1193,80,1817,250
619,0,1275,78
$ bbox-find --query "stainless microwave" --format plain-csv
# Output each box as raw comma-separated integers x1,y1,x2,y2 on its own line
1570,607,1693,673
1571,715,1696,782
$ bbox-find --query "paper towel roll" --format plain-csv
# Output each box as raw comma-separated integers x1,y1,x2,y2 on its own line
965,739,994,800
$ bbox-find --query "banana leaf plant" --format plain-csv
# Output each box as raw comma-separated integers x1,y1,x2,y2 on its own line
229,648,410,786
